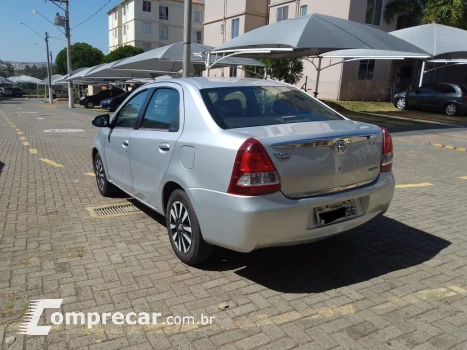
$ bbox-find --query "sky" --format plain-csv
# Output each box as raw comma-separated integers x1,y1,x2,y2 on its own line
0,0,121,62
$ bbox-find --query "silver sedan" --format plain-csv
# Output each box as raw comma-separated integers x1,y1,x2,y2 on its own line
91,78,395,265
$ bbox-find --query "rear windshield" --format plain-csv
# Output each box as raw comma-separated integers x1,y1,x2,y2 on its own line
200,86,344,129
460,84,467,94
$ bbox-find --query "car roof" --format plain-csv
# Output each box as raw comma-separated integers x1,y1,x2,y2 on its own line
146,77,289,90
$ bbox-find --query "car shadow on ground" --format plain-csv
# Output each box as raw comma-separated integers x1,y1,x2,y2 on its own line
0,160,4,176
202,216,450,293
131,197,451,293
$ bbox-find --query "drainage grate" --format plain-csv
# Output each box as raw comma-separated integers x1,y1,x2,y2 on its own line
86,203,141,218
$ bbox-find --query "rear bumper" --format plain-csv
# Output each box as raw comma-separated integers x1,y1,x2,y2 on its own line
188,172,395,253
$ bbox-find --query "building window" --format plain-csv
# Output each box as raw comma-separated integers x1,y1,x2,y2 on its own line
277,6,288,21
193,31,202,43
300,5,307,16
123,24,126,35
232,18,239,38
358,60,375,80
160,26,168,40
230,67,237,77
159,6,168,20
123,5,126,16
114,28,118,38
220,24,224,34
143,22,151,34
114,11,117,20
143,43,152,51
194,11,202,23
143,1,151,12
365,0,383,26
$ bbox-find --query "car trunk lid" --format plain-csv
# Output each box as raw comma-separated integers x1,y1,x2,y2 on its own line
231,120,383,198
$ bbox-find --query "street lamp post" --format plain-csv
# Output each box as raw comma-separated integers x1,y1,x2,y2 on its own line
182,0,193,78
45,33,53,104
20,22,53,104
33,43,52,99
38,2,74,108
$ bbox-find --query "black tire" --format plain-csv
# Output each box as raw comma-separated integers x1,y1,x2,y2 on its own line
395,97,406,110
166,189,213,265
93,153,117,197
53,95,57,99
445,103,458,116
86,101,94,109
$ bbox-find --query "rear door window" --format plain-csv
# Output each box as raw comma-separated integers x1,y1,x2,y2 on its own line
201,86,344,130
437,84,456,94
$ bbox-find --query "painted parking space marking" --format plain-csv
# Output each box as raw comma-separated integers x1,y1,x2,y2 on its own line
44,129,84,133
396,183,433,189
39,158,64,168
427,142,467,152
84,172,96,177
29,149,38,155
19,137,26,141
461,176,467,180
22,142,30,146
17,132,23,135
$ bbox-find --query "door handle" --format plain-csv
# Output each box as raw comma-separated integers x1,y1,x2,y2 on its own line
122,139,129,147
159,142,170,151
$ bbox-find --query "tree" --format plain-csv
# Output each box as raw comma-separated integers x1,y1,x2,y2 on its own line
246,58,304,84
55,43,104,75
102,45,144,63
384,0,467,29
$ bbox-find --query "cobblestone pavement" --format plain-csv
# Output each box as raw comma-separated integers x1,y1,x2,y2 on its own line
1,98,467,350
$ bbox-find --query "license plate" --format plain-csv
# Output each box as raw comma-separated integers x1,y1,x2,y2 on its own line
315,200,358,226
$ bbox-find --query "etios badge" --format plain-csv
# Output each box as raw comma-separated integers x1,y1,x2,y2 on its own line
332,140,347,155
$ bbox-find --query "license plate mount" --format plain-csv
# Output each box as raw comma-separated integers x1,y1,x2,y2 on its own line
315,200,358,226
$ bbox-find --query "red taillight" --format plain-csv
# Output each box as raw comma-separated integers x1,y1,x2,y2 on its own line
228,138,281,196
380,127,393,172
463,95,467,102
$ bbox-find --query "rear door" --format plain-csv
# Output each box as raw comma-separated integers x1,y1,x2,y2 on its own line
103,89,152,193
129,84,183,208
413,85,437,107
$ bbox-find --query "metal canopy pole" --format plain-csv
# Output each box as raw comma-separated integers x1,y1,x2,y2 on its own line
418,60,426,87
313,57,322,98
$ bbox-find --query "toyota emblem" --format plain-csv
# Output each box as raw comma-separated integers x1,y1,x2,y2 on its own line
332,140,347,155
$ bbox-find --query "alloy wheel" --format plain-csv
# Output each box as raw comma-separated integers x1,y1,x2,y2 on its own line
446,104,457,116
396,97,406,109
169,201,192,254
95,158,105,191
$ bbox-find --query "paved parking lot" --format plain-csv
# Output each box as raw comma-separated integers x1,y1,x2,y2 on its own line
1,97,467,350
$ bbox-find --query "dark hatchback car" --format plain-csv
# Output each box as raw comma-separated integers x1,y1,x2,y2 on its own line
80,87,124,109
393,83,467,116
100,91,131,112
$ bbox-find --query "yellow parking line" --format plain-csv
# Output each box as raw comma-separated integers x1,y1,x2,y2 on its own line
83,172,95,177
396,183,433,189
39,158,64,168
17,132,23,135
428,142,467,152
22,142,30,146
29,149,38,155
15,128,20,131
19,137,26,141
461,176,467,180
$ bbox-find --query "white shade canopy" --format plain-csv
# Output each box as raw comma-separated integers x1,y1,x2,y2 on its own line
7,75,41,84
391,24,467,59
0,76,14,84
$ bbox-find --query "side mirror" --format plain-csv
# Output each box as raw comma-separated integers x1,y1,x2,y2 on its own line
92,114,111,128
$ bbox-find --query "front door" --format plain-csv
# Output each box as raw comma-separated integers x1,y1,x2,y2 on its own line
104,89,151,193
129,85,183,209
413,84,437,108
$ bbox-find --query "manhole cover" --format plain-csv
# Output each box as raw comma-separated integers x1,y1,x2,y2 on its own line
86,203,141,218
44,129,84,133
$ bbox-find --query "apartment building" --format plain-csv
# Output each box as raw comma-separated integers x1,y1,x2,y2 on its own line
108,0,205,53
204,0,413,100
